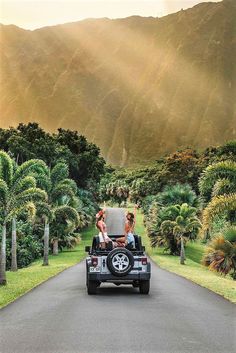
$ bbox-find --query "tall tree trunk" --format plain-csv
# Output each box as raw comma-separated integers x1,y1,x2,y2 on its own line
180,236,185,265
11,218,17,271
0,223,7,285
43,221,49,266
53,239,59,255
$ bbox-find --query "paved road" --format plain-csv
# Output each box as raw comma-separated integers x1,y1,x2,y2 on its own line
0,208,235,353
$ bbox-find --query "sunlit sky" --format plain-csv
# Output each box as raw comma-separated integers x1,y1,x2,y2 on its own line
0,0,220,30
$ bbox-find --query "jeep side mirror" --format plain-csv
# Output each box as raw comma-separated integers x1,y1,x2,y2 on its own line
85,246,91,253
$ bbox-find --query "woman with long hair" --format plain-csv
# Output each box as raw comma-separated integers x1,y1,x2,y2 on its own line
96,210,112,249
115,205,137,248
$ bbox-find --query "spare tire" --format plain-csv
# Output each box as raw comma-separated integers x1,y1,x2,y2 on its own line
107,248,134,277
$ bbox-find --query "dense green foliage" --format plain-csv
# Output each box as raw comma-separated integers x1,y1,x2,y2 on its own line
1,135,236,285
0,123,106,188
198,161,236,234
0,152,49,282
145,192,200,255
0,133,104,284
100,141,236,275
100,142,236,203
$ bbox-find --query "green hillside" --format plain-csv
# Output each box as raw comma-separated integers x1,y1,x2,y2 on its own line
0,0,235,165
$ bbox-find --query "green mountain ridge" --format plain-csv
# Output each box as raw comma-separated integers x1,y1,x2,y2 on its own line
0,0,235,165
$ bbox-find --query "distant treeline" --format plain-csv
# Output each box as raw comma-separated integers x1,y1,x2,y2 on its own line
0,122,106,189
100,140,236,203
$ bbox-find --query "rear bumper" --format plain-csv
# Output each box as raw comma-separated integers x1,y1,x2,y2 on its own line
88,272,151,282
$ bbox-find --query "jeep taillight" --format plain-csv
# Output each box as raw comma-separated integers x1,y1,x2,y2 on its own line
92,256,98,266
141,257,147,265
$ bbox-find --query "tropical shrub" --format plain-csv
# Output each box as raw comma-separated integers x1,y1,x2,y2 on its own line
202,194,236,232
147,202,201,256
0,151,48,283
199,160,236,203
199,161,236,236
156,183,198,207
202,227,236,278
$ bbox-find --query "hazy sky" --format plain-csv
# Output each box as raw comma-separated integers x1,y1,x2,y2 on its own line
0,0,220,30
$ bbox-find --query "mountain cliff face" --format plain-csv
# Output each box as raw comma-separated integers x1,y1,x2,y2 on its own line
0,0,235,165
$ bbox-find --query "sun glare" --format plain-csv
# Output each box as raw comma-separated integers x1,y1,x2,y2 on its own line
0,0,220,30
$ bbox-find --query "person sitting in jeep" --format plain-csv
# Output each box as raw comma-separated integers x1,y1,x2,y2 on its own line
96,212,112,249
115,205,137,249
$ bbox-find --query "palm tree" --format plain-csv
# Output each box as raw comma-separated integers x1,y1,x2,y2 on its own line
202,194,236,231
50,205,80,255
38,162,79,263
105,180,129,206
159,204,201,262
202,227,236,277
130,179,149,204
156,183,198,207
199,161,236,232
34,202,52,266
0,151,47,284
199,161,236,203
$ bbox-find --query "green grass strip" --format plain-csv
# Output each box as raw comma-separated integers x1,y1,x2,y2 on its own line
135,210,236,303
0,227,94,309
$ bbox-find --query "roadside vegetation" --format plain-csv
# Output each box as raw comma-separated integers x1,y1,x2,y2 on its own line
136,210,236,303
100,140,236,300
0,123,105,286
0,227,93,309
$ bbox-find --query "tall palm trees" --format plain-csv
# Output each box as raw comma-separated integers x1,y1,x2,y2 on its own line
38,162,79,264
0,152,48,284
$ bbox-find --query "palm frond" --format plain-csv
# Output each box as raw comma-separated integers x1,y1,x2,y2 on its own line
202,193,236,230
199,161,236,202
53,205,79,227
212,178,236,198
0,150,13,186
51,184,75,203
222,226,236,243
12,159,48,185
12,187,48,209
6,201,36,221
35,202,52,221
59,179,78,195
202,235,236,275
0,179,8,206
12,176,37,195
51,163,69,186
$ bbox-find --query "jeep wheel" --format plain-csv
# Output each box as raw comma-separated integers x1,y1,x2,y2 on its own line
87,280,99,295
139,280,150,294
107,248,134,277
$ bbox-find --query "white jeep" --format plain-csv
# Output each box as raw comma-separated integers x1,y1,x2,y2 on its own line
85,234,151,295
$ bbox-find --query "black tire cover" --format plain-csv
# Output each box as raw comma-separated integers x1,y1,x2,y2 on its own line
107,248,134,277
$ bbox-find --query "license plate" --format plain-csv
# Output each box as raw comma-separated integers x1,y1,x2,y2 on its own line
90,267,100,273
